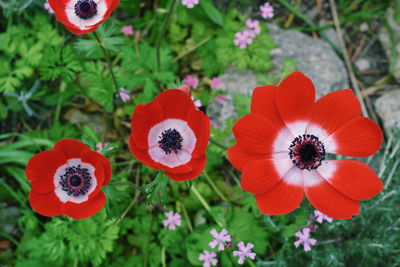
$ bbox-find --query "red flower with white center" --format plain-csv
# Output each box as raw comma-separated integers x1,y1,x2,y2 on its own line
227,71,383,219
48,0,120,35
129,89,210,181
26,139,112,219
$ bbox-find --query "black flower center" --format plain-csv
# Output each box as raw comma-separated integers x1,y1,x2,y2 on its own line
289,134,326,170
158,128,184,155
60,165,92,197
75,0,97,20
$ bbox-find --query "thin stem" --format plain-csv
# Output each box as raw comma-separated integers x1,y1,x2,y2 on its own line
203,171,229,203
54,81,66,123
178,201,193,232
247,258,257,267
209,138,228,150
171,35,214,63
93,31,119,93
116,168,141,225
191,184,223,227
161,246,167,267
155,0,178,72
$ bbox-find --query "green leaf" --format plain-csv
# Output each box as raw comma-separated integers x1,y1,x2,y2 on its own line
200,0,224,26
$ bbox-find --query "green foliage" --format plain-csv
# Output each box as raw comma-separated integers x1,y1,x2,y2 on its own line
17,211,119,266
119,42,177,101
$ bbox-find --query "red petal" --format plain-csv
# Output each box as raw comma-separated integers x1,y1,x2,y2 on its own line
226,145,269,171
232,114,279,154
251,85,286,129
62,192,106,220
305,173,360,219
26,150,66,194
275,71,315,136
241,159,289,195
326,117,383,157
154,89,195,120
255,179,304,215
131,101,164,150
48,0,83,32
187,109,210,158
54,139,89,159
319,160,383,200
29,190,62,217
308,89,361,138
165,155,206,181
81,150,111,186
129,135,159,168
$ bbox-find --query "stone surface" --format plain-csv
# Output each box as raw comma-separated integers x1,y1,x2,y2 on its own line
268,23,349,97
374,90,400,129
65,109,106,136
207,25,350,128
378,6,400,82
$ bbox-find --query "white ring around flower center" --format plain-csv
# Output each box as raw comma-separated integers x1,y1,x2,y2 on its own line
147,119,197,168
65,0,107,30
272,121,337,188
53,158,97,204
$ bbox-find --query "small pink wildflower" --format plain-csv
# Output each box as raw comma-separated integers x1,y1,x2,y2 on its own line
182,0,199,9
209,228,231,251
233,242,256,265
44,1,54,14
260,2,274,19
210,77,222,90
178,84,191,96
294,228,317,252
245,19,261,38
314,210,333,223
214,95,229,104
234,31,253,49
96,143,113,153
119,88,131,102
184,75,199,89
163,211,181,230
191,96,202,108
198,250,218,267
210,119,219,129
121,25,134,36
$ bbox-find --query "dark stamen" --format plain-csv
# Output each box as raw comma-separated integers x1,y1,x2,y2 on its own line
158,128,184,155
74,0,97,20
289,134,326,170
60,165,92,197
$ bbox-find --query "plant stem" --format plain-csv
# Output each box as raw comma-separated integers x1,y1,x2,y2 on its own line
155,0,178,72
161,246,167,267
209,138,228,150
54,81,66,123
93,31,119,93
191,184,223,227
203,171,229,203
171,35,214,63
178,201,193,232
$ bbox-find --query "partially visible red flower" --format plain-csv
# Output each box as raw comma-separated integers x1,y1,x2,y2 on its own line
227,71,383,219
129,89,210,181
26,139,112,219
49,0,120,35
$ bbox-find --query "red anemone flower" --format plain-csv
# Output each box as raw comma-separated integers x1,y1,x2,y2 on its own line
129,89,210,181
49,0,120,35
26,139,112,219
227,71,383,219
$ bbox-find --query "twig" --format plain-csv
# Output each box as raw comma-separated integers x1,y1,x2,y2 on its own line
329,0,369,118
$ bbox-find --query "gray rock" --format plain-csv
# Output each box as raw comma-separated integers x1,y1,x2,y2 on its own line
67,109,106,136
374,90,400,129
208,24,350,128
379,6,400,82
354,58,372,72
268,24,349,97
